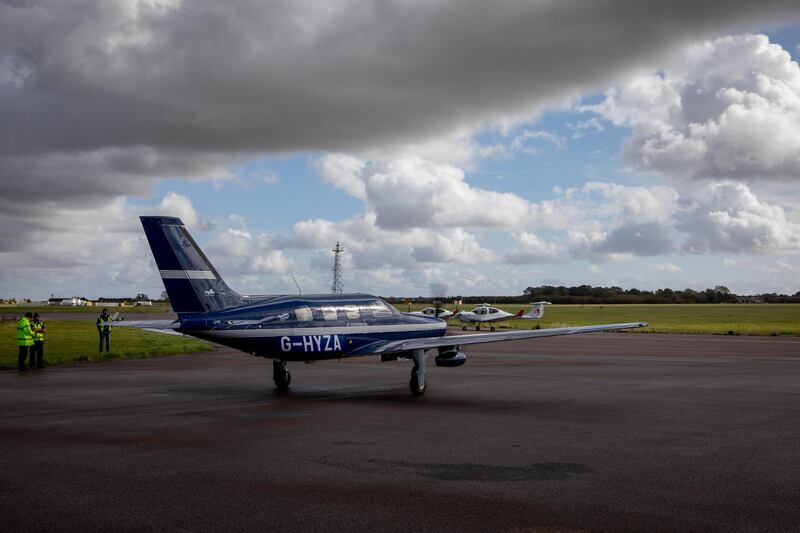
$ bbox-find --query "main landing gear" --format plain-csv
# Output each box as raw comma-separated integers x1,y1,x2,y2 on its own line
273,360,291,391
410,349,427,396
460,324,495,331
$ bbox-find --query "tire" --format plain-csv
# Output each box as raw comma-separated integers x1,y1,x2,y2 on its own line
461,325,467,331
273,363,291,391
275,370,291,390
490,326,496,332
475,325,481,331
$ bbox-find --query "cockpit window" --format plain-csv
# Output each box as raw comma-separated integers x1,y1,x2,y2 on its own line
357,300,395,319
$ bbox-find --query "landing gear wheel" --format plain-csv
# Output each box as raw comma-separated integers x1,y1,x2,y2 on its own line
490,326,496,332
475,325,481,331
461,325,467,331
409,368,426,396
273,361,291,391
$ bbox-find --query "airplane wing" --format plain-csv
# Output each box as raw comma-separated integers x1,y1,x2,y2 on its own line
373,322,647,354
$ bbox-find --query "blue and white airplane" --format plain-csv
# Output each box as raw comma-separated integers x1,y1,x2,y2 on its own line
120,216,646,395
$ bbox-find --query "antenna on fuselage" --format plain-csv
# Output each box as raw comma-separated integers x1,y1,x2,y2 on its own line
331,242,344,294
289,272,303,295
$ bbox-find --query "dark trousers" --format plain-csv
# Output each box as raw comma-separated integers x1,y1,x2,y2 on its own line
32,341,44,367
18,346,30,370
99,330,111,353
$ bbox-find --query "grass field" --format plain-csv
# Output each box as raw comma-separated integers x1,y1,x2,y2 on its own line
2,303,797,370
0,304,173,314
1,320,212,370
400,303,800,336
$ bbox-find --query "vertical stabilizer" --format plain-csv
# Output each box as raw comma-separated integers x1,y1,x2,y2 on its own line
521,301,551,319
140,216,244,315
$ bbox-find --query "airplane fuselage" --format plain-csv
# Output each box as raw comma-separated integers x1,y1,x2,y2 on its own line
458,306,519,324
175,293,446,361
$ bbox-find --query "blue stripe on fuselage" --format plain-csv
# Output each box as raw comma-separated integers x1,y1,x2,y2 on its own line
183,327,443,361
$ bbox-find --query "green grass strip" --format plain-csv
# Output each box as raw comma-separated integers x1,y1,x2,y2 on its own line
1,320,213,370
396,303,800,336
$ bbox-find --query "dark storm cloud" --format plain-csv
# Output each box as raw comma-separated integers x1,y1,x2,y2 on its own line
3,0,799,156
0,0,798,253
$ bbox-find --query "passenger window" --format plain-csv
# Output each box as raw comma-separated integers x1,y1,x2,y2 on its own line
489,308,499,314
321,307,338,321
295,306,312,322
343,306,360,320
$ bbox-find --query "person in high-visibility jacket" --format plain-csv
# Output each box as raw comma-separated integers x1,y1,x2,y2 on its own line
16,312,34,371
30,312,46,368
97,308,112,353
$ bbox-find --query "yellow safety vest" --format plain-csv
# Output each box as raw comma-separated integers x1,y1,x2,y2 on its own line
97,315,112,332
16,318,34,347
31,320,45,342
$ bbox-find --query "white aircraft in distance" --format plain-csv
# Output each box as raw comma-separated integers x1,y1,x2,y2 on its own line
458,302,551,331
407,306,456,320
119,216,646,396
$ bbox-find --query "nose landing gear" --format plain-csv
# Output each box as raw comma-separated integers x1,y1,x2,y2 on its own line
273,360,291,391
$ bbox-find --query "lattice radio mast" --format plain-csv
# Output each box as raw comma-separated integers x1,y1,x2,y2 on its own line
331,242,344,294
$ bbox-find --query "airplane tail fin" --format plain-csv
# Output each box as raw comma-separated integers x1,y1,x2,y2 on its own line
525,301,551,319
140,216,245,316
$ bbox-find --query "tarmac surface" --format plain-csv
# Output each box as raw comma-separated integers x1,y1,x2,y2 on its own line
2,332,800,532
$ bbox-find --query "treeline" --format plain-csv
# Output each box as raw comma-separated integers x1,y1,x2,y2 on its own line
387,285,800,305
516,285,800,304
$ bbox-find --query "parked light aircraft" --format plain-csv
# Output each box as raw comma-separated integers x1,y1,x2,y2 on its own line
119,216,645,395
407,306,455,320
458,302,551,331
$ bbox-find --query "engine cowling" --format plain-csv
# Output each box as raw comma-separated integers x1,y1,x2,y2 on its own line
435,349,466,367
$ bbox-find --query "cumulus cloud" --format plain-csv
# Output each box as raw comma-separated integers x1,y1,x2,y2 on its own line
561,180,799,259
509,130,565,154
678,181,800,253
0,192,296,299
653,263,683,273
505,232,563,264
584,34,800,181
288,212,494,270
206,229,291,276
593,223,677,257
0,193,196,298
316,154,532,230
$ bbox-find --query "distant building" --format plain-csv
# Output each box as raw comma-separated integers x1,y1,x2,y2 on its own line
96,297,132,307
736,296,765,304
49,297,87,306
